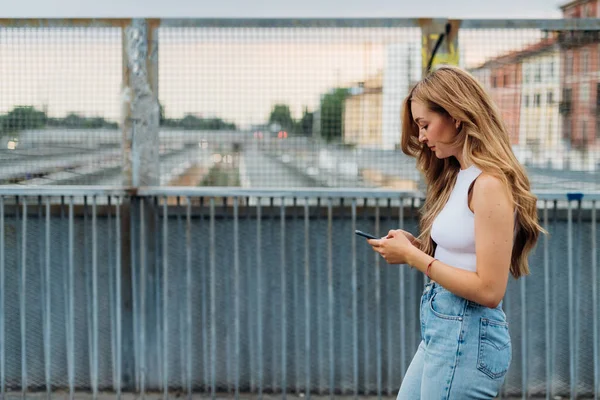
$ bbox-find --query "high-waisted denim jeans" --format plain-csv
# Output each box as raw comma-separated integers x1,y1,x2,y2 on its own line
397,282,511,399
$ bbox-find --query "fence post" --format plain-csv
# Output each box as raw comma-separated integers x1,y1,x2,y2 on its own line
122,18,160,187
121,18,161,392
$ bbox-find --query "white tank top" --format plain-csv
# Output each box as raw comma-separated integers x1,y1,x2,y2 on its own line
431,165,483,272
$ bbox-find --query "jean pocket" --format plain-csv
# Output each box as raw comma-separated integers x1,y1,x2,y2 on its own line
477,318,512,379
428,290,465,320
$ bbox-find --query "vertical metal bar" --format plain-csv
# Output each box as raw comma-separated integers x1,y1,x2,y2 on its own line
351,199,358,399
304,198,311,400
130,197,140,392
543,201,551,400
399,197,407,381
0,196,4,398
36,197,48,398
44,197,51,398
68,197,75,400
521,258,527,400
155,197,162,391
362,198,369,394
270,197,277,394
20,197,28,397
84,197,94,389
61,197,68,397
185,197,192,399
575,199,583,398
108,197,117,391
257,198,264,399
198,197,210,391
140,199,147,398
550,200,558,398
280,198,287,399
292,197,299,395
410,198,420,351
116,197,122,400
210,198,216,400
327,198,334,399
163,197,169,400
177,197,186,393
247,197,256,394
232,197,239,399
92,197,99,399
317,197,324,395
227,195,233,397
375,201,382,400
568,198,576,400
500,284,508,400
591,200,598,400
200,198,208,391
386,199,392,396
338,197,346,395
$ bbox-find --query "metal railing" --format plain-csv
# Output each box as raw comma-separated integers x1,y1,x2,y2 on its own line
0,186,597,399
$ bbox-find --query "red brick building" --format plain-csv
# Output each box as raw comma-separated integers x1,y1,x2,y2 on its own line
471,40,557,147
559,0,600,150
471,59,522,145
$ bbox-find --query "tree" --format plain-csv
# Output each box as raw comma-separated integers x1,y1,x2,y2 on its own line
47,113,118,129
298,107,314,135
320,88,348,141
268,104,294,132
159,102,166,125
0,106,47,136
163,114,236,130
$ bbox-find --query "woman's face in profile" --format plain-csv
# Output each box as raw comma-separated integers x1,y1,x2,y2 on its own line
411,100,460,160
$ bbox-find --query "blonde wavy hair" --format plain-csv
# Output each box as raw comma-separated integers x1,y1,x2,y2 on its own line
401,65,544,279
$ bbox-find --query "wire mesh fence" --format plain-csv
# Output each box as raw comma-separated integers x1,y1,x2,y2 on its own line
0,18,598,191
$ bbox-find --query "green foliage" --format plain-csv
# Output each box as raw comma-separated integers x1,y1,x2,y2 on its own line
269,104,294,132
298,107,314,135
0,106,120,136
0,106,47,135
161,113,237,130
320,88,349,142
47,113,118,129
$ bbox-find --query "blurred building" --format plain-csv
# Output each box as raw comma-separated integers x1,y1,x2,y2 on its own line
343,73,383,148
343,42,421,149
520,42,562,167
382,43,421,150
558,0,600,159
471,54,523,147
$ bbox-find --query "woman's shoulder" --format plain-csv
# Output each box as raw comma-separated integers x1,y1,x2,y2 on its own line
471,173,513,210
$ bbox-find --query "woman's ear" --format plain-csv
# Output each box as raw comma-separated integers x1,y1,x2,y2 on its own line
455,120,462,131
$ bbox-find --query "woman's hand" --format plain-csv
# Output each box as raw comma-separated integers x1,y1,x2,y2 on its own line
367,230,418,265
385,229,420,247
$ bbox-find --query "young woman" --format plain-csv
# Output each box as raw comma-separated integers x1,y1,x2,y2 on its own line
367,65,543,399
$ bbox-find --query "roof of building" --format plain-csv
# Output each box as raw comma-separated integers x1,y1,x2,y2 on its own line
560,0,589,11
470,37,558,71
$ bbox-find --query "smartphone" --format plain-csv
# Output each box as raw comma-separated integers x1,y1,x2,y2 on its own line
355,229,379,240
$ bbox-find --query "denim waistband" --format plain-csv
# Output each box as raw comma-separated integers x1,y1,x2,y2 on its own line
423,281,503,309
